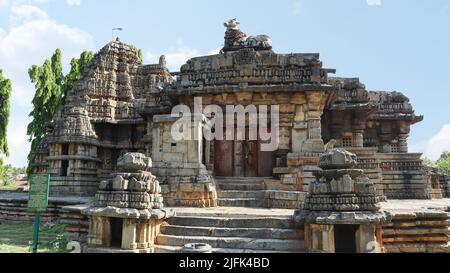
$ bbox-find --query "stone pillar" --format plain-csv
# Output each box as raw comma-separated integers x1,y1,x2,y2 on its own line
88,217,104,247
305,224,335,253
398,134,409,153
352,130,364,148
352,112,367,148
101,217,111,247
356,224,377,253
136,222,149,249
301,92,326,153
292,104,308,153
121,218,137,250
320,225,335,253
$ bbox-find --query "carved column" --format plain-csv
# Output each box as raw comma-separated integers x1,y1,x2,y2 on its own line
292,94,307,153
136,221,149,249
352,110,368,148
305,224,335,253
398,134,409,153
121,218,137,250
300,92,326,153
356,224,377,253
352,129,364,148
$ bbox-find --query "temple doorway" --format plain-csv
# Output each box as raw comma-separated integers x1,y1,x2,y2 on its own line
214,139,274,177
110,218,123,248
334,225,359,253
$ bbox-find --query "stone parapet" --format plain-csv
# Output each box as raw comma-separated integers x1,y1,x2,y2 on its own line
382,209,450,253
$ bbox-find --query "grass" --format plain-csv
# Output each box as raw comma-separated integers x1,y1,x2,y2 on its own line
0,184,19,191
0,223,69,253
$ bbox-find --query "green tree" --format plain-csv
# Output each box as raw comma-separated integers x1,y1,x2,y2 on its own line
27,49,94,175
61,51,94,100
422,157,436,168
27,49,63,175
130,45,143,63
436,151,450,174
0,69,12,180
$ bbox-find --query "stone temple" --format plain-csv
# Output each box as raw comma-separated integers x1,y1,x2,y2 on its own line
5,19,450,253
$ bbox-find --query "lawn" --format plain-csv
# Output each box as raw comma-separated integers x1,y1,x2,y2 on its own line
0,184,19,191
0,223,69,253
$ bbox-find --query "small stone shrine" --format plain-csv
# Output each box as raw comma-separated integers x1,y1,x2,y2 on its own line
82,153,174,253
294,149,390,253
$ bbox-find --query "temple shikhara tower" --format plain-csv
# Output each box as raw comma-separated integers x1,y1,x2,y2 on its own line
18,19,450,253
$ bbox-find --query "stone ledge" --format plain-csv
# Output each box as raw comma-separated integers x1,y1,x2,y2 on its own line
82,207,175,220
294,210,391,225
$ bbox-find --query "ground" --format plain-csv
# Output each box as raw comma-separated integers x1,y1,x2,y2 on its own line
2,190,450,253
0,179,28,191
173,199,450,217
0,223,69,253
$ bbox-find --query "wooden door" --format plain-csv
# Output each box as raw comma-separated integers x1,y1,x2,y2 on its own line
214,140,234,177
257,141,275,177
244,140,258,177
257,127,275,177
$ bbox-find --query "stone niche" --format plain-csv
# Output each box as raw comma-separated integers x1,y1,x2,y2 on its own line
294,149,390,253
151,114,217,208
82,153,174,253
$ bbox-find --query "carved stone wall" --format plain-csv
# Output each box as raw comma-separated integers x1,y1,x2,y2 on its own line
151,114,217,208
30,20,449,208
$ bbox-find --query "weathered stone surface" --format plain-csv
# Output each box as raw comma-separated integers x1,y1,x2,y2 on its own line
318,149,358,170
117,153,152,172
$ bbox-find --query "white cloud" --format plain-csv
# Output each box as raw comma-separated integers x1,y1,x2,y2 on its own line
0,19,94,106
66,0,80,6
145,40,223,72
145,46,195,72
5,115,30,168
411,124,450,161
367,0,381,6
9,4,48,25
0,0,49,8
207,47,222,56
0,3,94,166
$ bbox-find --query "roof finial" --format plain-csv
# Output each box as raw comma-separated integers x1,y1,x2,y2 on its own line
112,27,123,41
224,18,240,31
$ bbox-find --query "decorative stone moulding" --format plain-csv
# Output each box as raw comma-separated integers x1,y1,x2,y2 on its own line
295,149,390,253
82,153,174,253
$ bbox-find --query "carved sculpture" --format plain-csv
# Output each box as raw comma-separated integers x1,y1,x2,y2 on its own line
324,139,337,153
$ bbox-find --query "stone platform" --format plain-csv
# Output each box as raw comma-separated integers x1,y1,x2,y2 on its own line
156,200,450,253
2,191,450,253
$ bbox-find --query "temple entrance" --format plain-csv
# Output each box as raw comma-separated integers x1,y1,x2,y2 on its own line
110,218,123,248
213,126,275,177
334,225,359,253
214,139,274,177
214,140,234,176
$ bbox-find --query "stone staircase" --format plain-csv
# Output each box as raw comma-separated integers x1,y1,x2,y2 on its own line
216,177,268,208
155,210,304,253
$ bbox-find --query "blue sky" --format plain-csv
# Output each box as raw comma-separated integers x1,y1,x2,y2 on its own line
0,0,449,167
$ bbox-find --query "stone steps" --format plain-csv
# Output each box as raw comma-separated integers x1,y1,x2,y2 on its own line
215,177,268,183
160,225,301,239
167,216,294,229
154,245,300,253
218,183,265,191
216,177,266,207
218,191,264,199
218,198,262,208
155,210,304,253
156,234,304,251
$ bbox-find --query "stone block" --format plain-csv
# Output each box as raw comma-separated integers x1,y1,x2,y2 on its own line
112,176,128,191
319,149,357,170
117,153,152,172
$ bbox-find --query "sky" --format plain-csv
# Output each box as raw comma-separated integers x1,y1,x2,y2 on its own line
0,0,449,167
